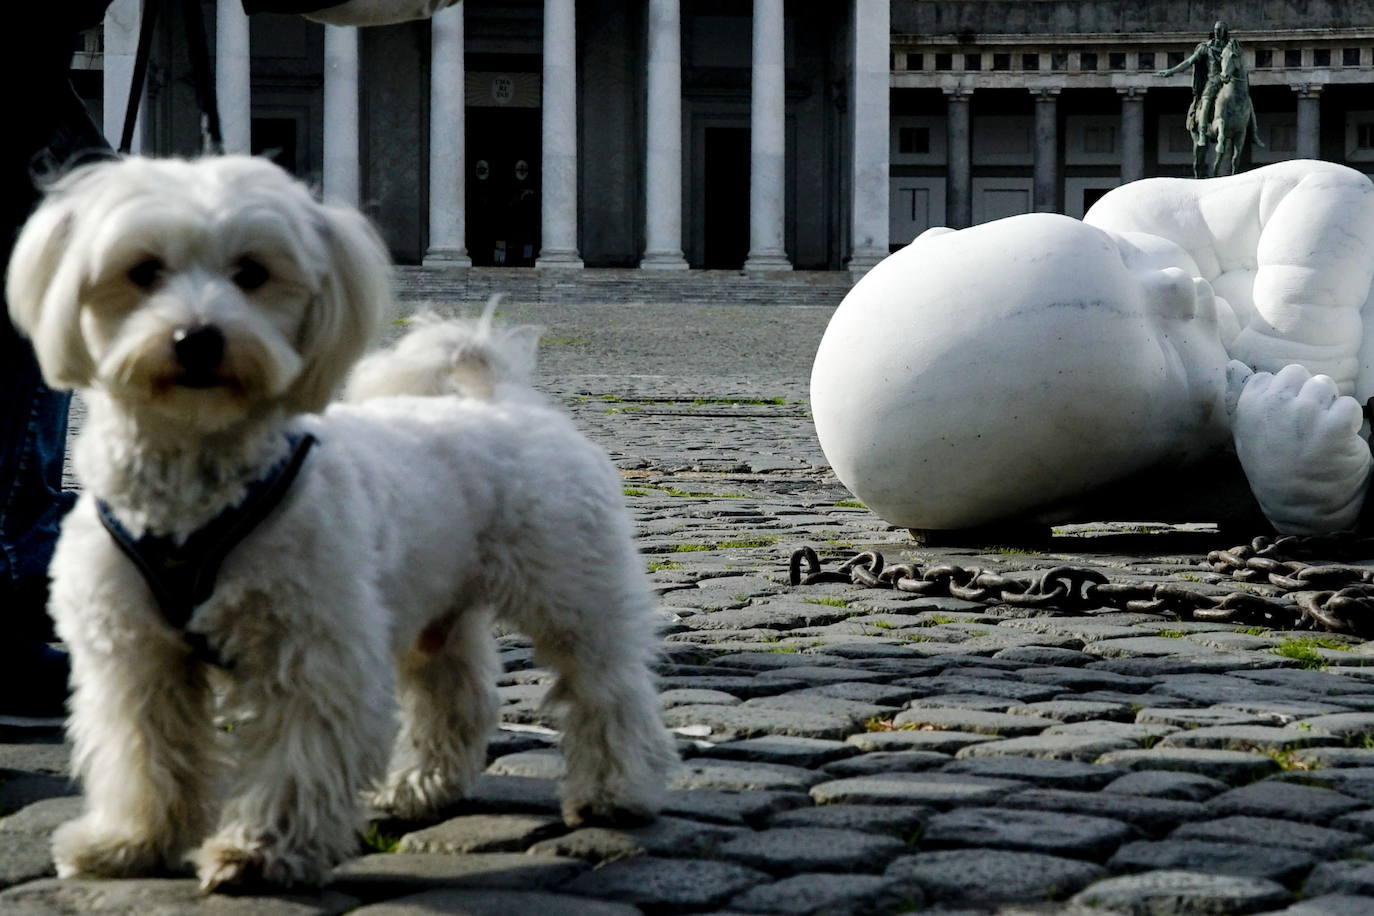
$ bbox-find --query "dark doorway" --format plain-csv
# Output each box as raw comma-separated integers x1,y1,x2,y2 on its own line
466,108,541,267
703,127,750,269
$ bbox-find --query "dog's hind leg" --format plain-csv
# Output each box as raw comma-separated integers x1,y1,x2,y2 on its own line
369,607,500,820
54,633,218,879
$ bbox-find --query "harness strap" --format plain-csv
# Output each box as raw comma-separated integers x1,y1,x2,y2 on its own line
119,0,223,155
96,432,318,667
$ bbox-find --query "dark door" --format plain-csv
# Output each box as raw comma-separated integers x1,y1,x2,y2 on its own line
466,108,541,266
703,127,750,269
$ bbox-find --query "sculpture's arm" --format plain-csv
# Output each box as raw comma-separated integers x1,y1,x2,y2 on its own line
1156,44,1202,77
1230,361,1373,533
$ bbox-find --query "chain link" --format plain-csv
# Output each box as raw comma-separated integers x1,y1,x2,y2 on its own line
788,533,1374,637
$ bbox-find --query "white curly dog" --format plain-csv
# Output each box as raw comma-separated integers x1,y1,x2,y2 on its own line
6,155,677,891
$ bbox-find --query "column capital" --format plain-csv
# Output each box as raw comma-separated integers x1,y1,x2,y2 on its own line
1116,85,1148,100
1292,83,1324,98
942,86,974,100
1030,86,1062,100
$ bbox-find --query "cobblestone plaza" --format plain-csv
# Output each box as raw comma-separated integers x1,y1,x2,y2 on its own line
5,300,1374,913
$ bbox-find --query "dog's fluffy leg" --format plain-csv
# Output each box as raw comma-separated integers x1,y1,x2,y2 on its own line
504,546,678,827
369,607,500,819
55,630,218,879
194,593,394,892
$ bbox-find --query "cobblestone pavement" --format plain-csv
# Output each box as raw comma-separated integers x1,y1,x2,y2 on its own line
8,301,1374,914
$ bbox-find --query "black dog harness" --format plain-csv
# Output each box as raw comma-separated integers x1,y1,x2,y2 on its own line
96,433,318,668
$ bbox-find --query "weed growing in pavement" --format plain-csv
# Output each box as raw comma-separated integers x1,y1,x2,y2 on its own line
646,560,683,573
360,824,402,853
803,597,850,608
868,619,896,629
716,537,778,549
672,544,710,553
1264,748,1312,771
1240,626,1268,636
624,488,649,497
987,545,1039,556
834,500,866,509
1156,630,1187,639
1273,636,1352,669
917,614,961,626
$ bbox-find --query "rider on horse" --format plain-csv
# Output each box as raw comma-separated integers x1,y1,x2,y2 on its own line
1157,21,1241,149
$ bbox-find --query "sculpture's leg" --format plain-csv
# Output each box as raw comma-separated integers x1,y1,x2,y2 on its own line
1230,361,1373,533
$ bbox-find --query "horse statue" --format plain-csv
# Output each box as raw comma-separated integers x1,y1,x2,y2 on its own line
1198,42,1263,177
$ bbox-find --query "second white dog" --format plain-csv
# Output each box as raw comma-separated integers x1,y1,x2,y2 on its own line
6,155,677,891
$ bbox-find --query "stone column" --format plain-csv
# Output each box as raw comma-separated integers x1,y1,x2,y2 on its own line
1032,88,1059,213
641,0,687,269
323,25,360,206
103,0,146,152
944,88,972,229
537,0,583,268
216,0,252,154
1118,87,1146,184
1295,85,1322,160
744,0,791,271
847,0,891,273
424,3,472,266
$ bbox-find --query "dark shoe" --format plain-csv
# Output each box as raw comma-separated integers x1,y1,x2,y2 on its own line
0,641,69,727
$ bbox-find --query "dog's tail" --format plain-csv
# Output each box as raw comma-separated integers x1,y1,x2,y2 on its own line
342,298,542,402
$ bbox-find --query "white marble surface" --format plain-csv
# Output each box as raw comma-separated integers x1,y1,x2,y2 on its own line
811,160,1374,534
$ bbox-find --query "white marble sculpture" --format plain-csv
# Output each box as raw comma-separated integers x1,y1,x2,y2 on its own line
811,160,1374,535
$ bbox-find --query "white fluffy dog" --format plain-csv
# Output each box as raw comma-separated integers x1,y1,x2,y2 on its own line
6,156,677,891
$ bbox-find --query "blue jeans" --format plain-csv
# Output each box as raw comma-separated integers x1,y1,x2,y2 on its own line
0,316,74,635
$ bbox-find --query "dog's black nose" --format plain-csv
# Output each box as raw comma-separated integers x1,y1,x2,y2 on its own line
173,325,225,375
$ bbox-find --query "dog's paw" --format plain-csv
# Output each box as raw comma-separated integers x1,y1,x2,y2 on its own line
195,835,329,893
53,817,176,879
368,769,461,821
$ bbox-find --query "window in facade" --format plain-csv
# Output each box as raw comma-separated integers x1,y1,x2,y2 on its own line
1255,49,1273,68
993,53,1010,71
1080,52,1098,71
965,53,982,70
1138,51,1155,70
1344,48,1362,66
1167,51,1184,68
1109,52,1126,70
1314,49,1331,67
1285,48,1303,68
1360,123,1374,150
935,52,953,71
1022,53,1040,71
1051,52,1068,71
899,126,931,155
905,52,924,71
1084,125,1117,154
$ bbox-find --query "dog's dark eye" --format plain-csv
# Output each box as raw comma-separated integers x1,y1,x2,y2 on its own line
127,257,163,289
232,257,270,291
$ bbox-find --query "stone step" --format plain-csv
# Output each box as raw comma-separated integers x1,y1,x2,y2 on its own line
393,266,856,306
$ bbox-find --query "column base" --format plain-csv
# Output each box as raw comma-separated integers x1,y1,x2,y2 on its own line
846,247,888,276
640,250,689,270
422,248,472,268
535,249,585,269
743,250,793,272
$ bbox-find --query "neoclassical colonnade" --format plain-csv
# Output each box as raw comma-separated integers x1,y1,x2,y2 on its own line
104,0,891,272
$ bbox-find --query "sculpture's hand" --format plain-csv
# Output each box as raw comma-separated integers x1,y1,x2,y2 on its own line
1232,363,1373,533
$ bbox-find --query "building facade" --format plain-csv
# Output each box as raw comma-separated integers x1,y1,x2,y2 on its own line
80,1,1374,271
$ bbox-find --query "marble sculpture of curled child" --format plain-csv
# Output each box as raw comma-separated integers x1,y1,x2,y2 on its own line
811,160,1374,537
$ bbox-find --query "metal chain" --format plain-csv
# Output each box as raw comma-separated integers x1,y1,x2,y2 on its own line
789,534,1374,637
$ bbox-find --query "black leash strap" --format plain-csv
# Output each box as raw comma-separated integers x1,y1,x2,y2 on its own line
119,0,223,155
96,433,318,666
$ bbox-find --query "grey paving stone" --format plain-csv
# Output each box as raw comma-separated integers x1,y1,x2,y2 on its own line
1082,636,1227,658
1334,808,1374,837
449,775,563,816
1204,780,1366,823
1291,713,1374,741
1271,894,1374,916
0,796,82,835
334,854,587,900
1069,689,1195,708
656,676,806,699
810,772,1024,809
953,733,1138,763
942,756,1124,790
527,815,745,863
1158,724,1342,753
793,681,925,707
560,857,769,912
992,646,1096,667
660,688,742,708
701,735,860,768
1288,748,1374,769
397,814,565,854
820,750,951,777
886,849,1105,905
1041,721,1178,744
1004,700,1134,723
915,676,1063,702
0,742,69,776
845,729,997,754
1106,839,1317,885
727,872,914,915
671,759,824,792
920,806,1135,860
768,803,931,838
754,664,895,685
348,889,641,916
662,703,864,741
1171,816,1365,856
716,826,906,875
906,693,1019,712
487,749,565,779
1014,666,1156,692
1067,869,1292,913
1136,707,1269,729
889,708,1060,736
1304,860,1374,896
1089,655,1292,677
1146,674,1317,706
998,788,1206,836
1101,770,1233,802
742,693,897,722
998,619,1144,642
1095,748,1281,784
661,788,811,826
0,878,358,915
1276,768,1374,803
1213,700,1356,722
1232,668,1374,696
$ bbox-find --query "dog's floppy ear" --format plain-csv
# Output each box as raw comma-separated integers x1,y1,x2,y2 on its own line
6,184,96,389
289,202,392,412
